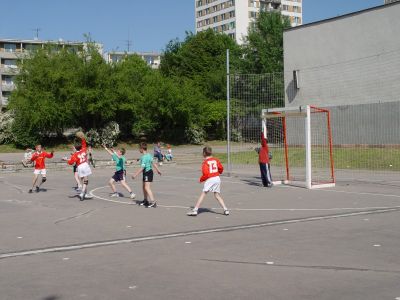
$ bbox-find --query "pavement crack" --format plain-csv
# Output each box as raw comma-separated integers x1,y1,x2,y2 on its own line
54,209,97,225
0,179,25,193
201,259,400,275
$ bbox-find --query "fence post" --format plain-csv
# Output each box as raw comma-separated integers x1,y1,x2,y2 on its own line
226,49,231,176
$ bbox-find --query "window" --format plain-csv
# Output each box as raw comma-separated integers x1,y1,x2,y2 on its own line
4,43,16,52
229,10,235,18
24,44,41,52
2,75,15,85
249,11,257,18
213,16,218,23
221,13,226,21
229,21,235,29
3,59,17,68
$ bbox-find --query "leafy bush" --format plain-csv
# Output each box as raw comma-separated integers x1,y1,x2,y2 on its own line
12,113,39,147
101,121,120,147
86,128,101,146
0,111,15,144
185,125,205,145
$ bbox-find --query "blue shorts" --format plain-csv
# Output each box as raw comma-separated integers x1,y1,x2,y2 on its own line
143,170,153,182
112,170,125,182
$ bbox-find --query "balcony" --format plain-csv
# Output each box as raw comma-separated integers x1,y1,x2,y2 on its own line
1,82,15,92
0,65,19,75
260,0,281,11
1,96,8,106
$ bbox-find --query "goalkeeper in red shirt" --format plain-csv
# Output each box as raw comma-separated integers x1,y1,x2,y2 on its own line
259,131,272,187
29,145,54,193
187,146,229,216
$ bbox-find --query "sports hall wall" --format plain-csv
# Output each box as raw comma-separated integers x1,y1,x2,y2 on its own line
283,2,400,108
282,2,400,147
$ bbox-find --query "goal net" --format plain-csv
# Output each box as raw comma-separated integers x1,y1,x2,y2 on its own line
262,105,335,189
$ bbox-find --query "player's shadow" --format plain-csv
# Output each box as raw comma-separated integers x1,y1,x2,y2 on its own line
67,194,94,200
42,296,61,300
197,208,223,215
241,178,263,187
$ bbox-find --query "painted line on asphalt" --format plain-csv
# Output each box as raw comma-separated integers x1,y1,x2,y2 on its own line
90,186,400,212
1,206,400,260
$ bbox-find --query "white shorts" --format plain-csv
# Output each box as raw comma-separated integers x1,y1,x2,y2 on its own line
203,176,221,193
34,169,46,175
77,162,92,178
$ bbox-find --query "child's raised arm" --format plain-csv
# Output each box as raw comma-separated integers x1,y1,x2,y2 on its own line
103,144,114,156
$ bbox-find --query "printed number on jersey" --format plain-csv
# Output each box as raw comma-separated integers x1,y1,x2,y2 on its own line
78,152,87,164
207,160,218,174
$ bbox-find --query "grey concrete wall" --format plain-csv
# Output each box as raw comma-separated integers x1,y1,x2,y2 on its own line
283,3,400,107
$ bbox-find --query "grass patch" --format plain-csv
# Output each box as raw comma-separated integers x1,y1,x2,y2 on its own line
216,147,400,171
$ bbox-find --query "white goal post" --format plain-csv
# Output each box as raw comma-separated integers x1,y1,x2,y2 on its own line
262,105,335,189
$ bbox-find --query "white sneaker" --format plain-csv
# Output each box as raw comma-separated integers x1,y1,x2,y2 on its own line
187,209,198,216
85,194,93,199
224,210,230,216
111,193,119,198
130,193,136,199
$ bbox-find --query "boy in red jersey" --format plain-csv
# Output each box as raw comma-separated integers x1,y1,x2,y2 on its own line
187,146,229,216
259,131,272,187
63,132,92,201
29,145,54,193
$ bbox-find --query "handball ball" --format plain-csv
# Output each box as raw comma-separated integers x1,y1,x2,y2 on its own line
75,131,85,139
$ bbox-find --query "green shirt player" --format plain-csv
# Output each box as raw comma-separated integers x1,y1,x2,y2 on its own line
103,145,136,199
132,142,162,207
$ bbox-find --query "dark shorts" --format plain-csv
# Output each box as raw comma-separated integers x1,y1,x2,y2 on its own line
73,165,77,173
143,170,153,182
112,170,125,182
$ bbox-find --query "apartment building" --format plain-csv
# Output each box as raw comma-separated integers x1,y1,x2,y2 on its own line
195,0,302,44
0,38,95,107
106,51,161,69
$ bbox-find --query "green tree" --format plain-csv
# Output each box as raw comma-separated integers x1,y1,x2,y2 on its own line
160,30,242,100
241,11,291,74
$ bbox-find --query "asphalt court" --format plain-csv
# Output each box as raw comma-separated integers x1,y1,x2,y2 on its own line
1,164,400,299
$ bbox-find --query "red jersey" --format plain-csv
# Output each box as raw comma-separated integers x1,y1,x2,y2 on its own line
200,157,224,182
67,139,88,166
31,151,53,169
259,132,270,164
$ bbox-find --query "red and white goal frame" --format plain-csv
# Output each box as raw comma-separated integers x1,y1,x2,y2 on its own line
262,105,335,189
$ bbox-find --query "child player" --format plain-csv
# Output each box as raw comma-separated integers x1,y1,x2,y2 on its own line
64,132,92,201
103,145,136,199
70,145,82,191
187,146,229,216
29,145,54,193
259,131,272,187
132,142,161,208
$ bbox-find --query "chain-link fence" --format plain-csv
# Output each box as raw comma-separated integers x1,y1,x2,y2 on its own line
228,73,400,184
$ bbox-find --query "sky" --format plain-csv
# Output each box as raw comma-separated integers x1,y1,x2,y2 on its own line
0,0,383,53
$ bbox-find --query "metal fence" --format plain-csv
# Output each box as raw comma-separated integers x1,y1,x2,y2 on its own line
228,73,400,184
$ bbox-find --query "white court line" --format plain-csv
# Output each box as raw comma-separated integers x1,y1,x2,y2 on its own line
318,189,400,199
89,186,400,212
1,206,400,260
160,175,400,199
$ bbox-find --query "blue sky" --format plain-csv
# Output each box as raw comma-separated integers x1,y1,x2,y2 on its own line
0,0,383,53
